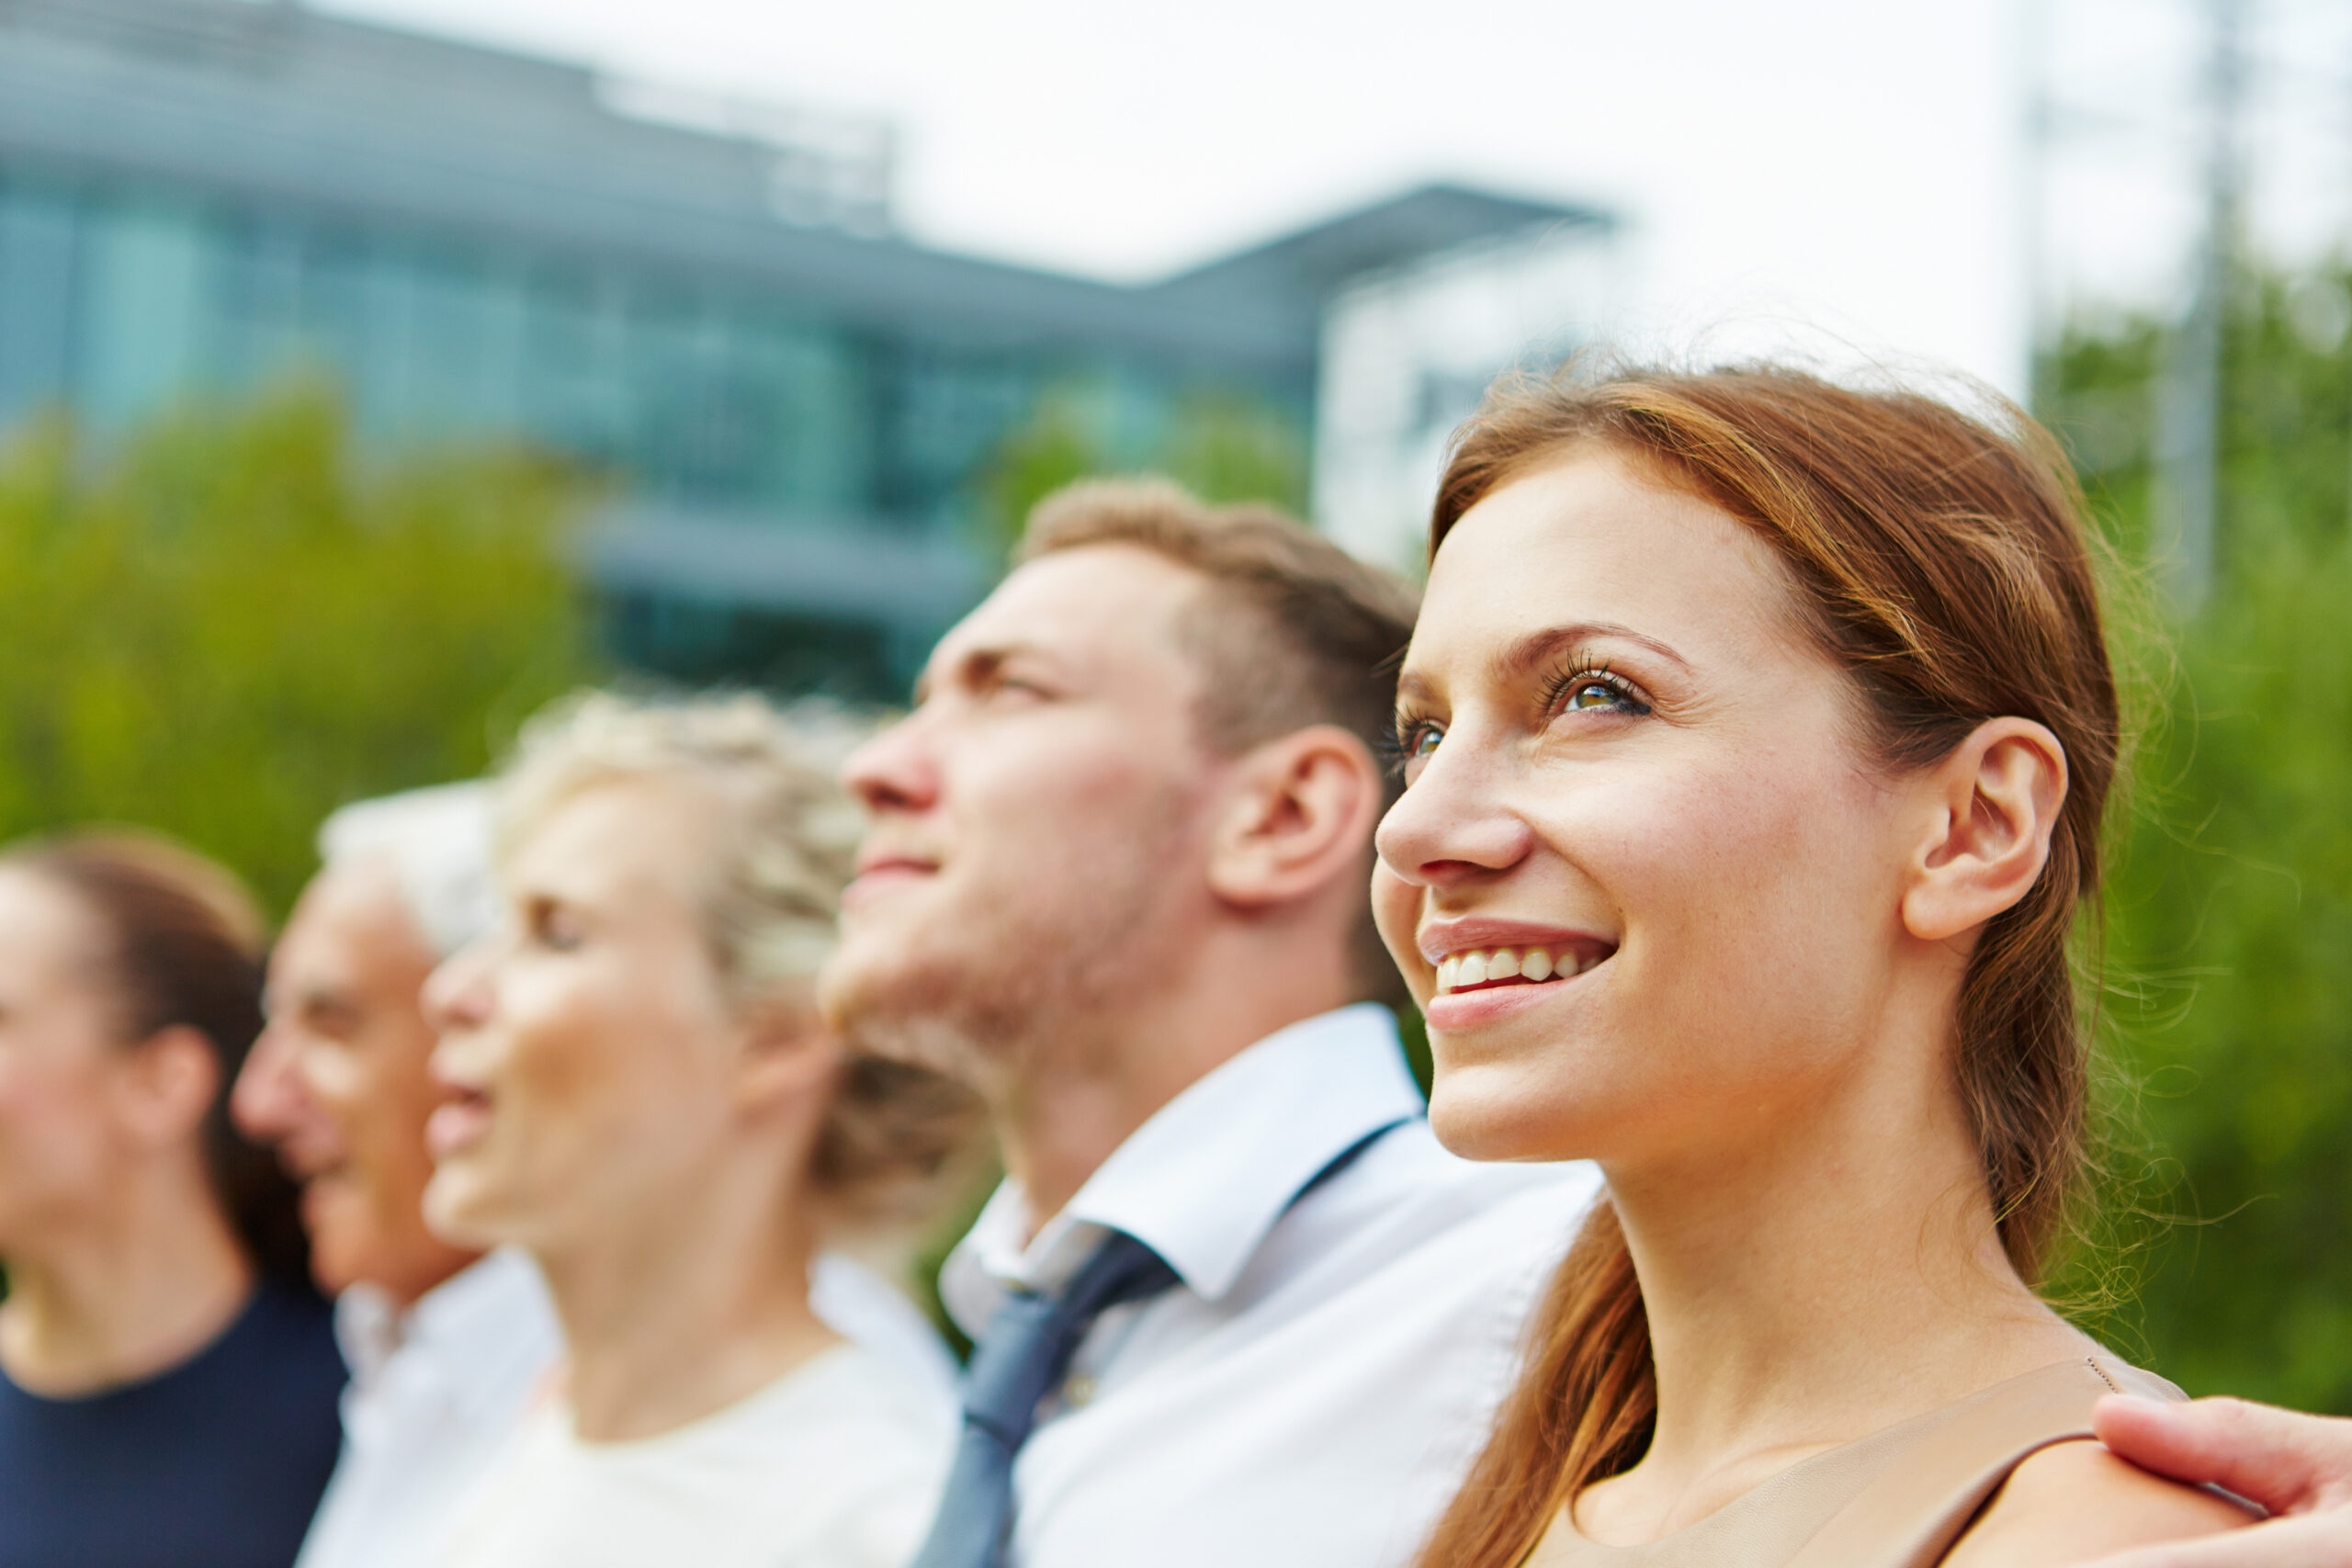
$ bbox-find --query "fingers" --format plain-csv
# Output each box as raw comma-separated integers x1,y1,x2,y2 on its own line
2096,1397,2352,1515
2071,1510,2352,1568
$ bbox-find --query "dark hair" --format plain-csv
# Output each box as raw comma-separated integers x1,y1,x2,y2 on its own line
5,833,311,1286
1416,364,2121,1568
1019,477,1422,1007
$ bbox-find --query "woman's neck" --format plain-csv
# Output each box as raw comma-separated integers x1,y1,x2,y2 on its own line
1579,1054,2090,1544
0,1158,254,1398
534,1164,839,1444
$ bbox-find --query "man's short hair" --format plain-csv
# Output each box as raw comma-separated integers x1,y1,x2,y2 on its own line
318,783,495,961
1017,479,1420,1008
1019,479,1419,768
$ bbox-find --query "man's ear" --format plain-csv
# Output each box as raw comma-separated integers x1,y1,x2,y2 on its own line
1205,725,1383,911
732,992,842,1116
1901,716,2070,944
115,1024,223,1148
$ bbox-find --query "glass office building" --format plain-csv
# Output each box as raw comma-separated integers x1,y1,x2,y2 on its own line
0,0,1613,693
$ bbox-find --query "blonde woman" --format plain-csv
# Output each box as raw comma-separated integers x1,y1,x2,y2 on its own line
423,694,982,1568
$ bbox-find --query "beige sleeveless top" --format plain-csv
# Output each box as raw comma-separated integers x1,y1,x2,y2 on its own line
1524,1357,2184,1568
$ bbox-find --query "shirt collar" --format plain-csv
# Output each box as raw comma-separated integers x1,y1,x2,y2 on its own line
942,1003,1424,1338
334,1247,558,1418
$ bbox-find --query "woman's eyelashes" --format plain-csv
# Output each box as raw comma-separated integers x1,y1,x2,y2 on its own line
1382,710,1444,781
1537,656,1652,720
1385,658,1656,784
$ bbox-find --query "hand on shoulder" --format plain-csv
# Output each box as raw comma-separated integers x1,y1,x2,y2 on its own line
1940,1436,2257,1568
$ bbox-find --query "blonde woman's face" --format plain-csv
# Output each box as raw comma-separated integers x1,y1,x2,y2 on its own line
420,778,749,1253
1372,452,1924,1171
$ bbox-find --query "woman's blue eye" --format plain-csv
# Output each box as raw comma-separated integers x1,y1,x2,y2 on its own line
1410,725,1443,758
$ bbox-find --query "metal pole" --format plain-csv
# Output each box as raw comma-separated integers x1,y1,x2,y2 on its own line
2020,0,2053,399
2154,0,2246,613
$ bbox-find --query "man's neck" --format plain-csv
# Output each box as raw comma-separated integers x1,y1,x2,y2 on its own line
0,1159,254,1397
998,943,1359,1235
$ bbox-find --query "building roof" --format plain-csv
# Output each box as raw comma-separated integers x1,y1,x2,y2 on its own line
0,0,1610,378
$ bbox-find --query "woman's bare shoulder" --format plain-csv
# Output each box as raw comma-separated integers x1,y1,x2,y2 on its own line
1939,1436,2258,1568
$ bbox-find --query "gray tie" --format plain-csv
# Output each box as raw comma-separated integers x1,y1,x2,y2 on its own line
909,1230,1178,1568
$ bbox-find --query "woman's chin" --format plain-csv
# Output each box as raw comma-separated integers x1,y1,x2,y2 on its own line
1427,1073,1589,1165
419,1166,509,1253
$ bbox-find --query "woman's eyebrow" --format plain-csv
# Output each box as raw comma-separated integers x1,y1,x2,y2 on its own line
1492,622,1692,682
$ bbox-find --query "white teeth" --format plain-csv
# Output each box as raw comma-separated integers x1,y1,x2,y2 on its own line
1432,945,1604,994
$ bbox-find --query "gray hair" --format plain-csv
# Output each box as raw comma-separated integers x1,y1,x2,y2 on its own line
317,782,496,960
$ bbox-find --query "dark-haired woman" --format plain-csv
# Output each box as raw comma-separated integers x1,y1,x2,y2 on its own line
0,834,345,1568
1375,366,2253,1567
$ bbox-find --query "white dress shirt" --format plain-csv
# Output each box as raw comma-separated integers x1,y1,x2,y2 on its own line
297,1247,561,1568
440,1342,953,1568
939,1002,1603,1568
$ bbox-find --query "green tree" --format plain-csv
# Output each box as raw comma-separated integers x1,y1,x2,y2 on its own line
978,386,1312,560
2039,267,2352,1410
0,388,598,914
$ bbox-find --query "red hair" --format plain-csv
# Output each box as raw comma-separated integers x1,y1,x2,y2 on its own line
1414,364,2120,1567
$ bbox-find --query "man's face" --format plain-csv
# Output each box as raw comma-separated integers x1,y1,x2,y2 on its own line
820,546,1223,1091
233,860,477,1303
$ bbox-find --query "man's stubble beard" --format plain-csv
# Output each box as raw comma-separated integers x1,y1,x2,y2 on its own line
821,794,1198,1100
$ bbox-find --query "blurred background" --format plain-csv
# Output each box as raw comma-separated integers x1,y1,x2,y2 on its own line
0,0,2346,1410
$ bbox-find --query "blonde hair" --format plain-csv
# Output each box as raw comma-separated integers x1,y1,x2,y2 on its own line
497,690,984,1225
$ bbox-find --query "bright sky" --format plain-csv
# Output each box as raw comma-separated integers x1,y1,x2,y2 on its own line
315,0,2344,400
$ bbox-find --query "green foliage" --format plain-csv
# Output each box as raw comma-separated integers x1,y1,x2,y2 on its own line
978,386,1312,560
2040,266,2352,1409
0,388,598,914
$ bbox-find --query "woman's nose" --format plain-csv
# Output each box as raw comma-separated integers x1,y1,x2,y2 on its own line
420,938,492,1033
1374,737,1534,888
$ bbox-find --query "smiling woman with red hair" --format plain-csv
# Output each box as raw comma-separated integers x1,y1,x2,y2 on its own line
1377,363,2254,1568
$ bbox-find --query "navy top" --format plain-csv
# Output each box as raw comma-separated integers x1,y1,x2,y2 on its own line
0,1282,346,1568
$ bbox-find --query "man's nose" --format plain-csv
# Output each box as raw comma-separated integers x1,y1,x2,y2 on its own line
231,1024,311,1144
842,712,940,816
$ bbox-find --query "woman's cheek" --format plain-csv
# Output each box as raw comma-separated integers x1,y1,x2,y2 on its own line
1369,864,1426,995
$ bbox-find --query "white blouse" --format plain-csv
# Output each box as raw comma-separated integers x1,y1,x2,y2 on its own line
440,1343,952,1568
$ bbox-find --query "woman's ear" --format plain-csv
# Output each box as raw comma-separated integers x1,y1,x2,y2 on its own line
1901,716,2070,944
114,1024,223,1148
1204,725,1383,911
732,993,842,1115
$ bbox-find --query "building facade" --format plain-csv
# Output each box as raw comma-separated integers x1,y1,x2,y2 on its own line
0,0,1614,694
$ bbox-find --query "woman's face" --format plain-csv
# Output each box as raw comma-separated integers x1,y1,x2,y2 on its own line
421,777,752,1253
0,870,137,1250
1373,451,1927,1171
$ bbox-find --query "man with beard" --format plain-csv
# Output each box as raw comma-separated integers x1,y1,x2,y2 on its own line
820,479,1600,1568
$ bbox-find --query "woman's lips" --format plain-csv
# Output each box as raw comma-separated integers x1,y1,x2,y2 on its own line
1423,951,1611,1031
424,1094,494,1159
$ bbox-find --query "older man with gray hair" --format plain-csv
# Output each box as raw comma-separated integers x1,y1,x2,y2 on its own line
234,783,561,1568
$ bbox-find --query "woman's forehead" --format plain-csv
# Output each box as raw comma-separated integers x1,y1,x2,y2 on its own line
1413,456,1802,676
